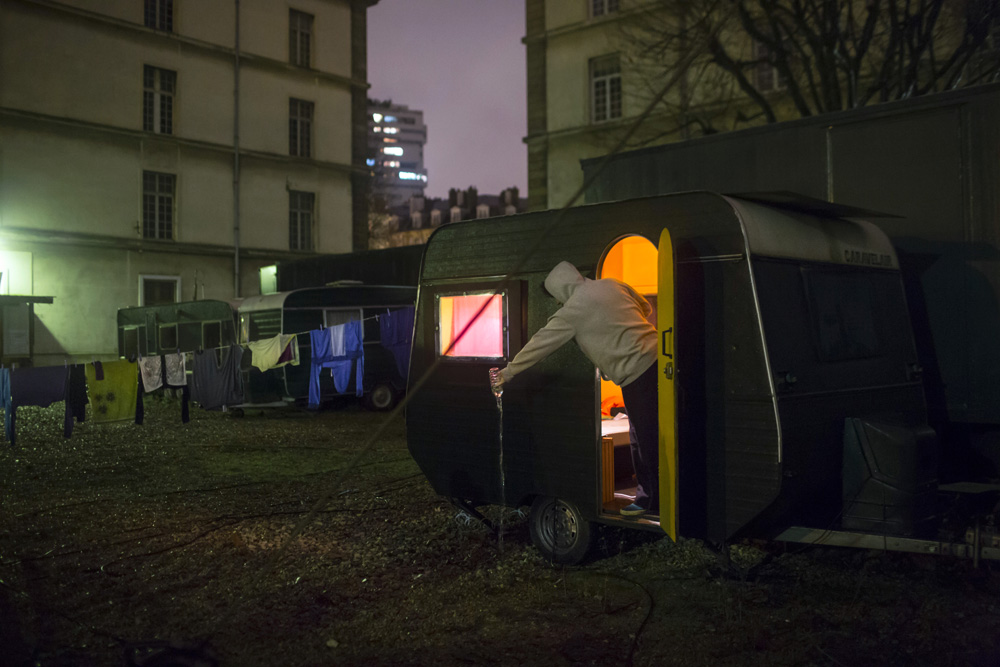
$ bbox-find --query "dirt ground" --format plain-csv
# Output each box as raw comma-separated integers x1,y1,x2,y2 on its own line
2,396,1000,667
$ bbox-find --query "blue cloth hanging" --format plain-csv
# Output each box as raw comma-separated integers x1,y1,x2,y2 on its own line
379,306,415,380
308,321,364,408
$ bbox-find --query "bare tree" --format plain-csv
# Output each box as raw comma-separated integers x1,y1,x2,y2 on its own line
620,0,1000,135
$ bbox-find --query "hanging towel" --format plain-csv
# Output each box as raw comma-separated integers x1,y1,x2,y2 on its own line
308,321,364,408
138,355,163,392
85,360,139,423
379,306,415,379
246,334,300,372
164,352,187,386
2,366,72,446
191,346,244,410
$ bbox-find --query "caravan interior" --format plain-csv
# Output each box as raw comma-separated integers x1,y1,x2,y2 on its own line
596,235,659,521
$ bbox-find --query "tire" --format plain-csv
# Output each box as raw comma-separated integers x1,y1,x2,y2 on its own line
528,495,593,565
364,382,398,411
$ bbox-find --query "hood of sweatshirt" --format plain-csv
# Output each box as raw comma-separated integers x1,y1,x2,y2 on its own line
543,261,587,304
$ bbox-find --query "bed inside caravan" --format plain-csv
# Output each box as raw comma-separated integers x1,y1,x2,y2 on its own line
597,235,659,521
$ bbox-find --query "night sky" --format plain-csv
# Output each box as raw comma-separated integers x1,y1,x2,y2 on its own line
367,0,528,200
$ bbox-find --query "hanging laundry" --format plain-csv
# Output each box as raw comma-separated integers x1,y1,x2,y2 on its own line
246,334,300,372
138,353,187,393
138,355,163,392
308,321,364,408
164,352,187,386
85,360,139,423
136,368,190,425
0,369,8,445
67,364,88,425
1,366,73,446
191,345,244,410
379,306,415,379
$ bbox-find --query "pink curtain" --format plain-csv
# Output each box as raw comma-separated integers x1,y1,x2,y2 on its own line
448,294,503,357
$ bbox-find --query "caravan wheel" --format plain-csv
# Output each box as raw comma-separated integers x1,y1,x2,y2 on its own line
364,382,398,411
529,496,593,565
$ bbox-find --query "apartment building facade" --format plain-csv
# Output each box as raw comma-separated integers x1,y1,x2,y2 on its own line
0,0,375,363
368,99,428,207
525,0,728,211
525,0,637,211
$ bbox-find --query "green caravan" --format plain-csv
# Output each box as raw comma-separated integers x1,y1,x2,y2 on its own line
406,192,965,564
118,300,239,359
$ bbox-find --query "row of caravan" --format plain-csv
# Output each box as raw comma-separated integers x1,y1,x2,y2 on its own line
117,284,415,411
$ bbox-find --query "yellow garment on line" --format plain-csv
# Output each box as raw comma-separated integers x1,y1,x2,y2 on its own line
246,334,300,372
85,360,138,423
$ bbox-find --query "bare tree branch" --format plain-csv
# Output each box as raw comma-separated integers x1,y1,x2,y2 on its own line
617,0,999,141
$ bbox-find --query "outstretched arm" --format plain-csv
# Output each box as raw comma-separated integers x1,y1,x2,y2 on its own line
499,315,575,384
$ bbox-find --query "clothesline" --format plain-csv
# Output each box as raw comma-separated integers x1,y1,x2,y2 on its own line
1,306,415,445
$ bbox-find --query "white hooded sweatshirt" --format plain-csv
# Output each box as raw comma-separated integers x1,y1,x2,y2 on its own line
500,261,657,387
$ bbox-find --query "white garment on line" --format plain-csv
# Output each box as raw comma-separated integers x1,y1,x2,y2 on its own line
328,325,347,356
138,356,163,392
164,352,187,386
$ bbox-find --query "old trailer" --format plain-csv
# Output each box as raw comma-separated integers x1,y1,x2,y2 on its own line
237,284,416,410
404,192,1000,564
117,299,238,359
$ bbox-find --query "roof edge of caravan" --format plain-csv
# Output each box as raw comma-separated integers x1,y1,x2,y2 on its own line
420,192,899,280
725,195,899,270
116,299,237,327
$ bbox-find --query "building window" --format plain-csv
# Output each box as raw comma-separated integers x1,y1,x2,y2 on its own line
591,0,619,17
144,0,173,31
437,293,505,358
140,275,180,306
591,55,622,123
753,42,785,92
143,66,176,134
289,9,313,67
289,190,315,251
142,171,175,240
289,98,314,157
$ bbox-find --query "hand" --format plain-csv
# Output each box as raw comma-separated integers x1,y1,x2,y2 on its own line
489,367,506,390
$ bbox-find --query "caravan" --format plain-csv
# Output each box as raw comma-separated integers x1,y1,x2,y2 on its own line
407,192,944,563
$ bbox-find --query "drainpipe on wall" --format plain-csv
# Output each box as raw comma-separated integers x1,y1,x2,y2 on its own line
232,0,242,298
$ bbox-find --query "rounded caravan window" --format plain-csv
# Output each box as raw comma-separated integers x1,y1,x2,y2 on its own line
597,236,658,414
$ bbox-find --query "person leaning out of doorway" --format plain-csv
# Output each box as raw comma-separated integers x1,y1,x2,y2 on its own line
492,261,659,516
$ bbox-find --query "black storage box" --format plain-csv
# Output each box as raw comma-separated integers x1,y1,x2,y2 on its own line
842,418,939,536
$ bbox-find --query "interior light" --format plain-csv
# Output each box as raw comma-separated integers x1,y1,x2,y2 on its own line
372,113,383,122
383,146,403,156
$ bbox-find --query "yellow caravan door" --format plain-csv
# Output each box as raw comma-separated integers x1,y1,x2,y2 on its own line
657,229,678,540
